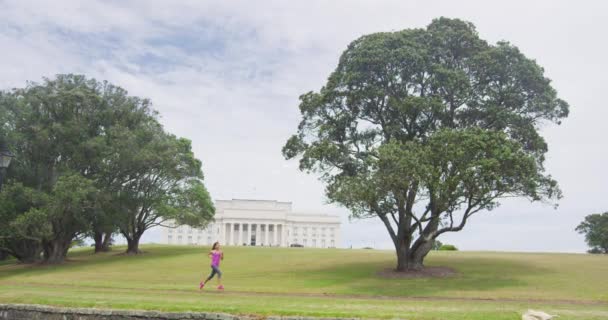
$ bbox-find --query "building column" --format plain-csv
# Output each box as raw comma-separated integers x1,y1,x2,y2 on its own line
273,224,278,246
222,223,226,245
217,223,221,243
245,223,250,246
224,223,230,245
238,223,244,246
233,223,237,246
264,224,269,245
258,224,263,245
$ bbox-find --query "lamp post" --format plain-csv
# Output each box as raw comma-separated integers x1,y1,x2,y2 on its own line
0,141,14,191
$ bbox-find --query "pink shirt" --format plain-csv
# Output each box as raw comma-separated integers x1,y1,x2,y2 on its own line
211,251,222,267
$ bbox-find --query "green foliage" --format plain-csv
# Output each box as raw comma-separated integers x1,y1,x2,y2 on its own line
0,182,46,262
438,244,458,251
0,74,215,261
576,212,608,254
283,18,568,270
106,122,215,253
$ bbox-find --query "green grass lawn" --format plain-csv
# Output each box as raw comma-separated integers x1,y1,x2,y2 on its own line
0,245,607,319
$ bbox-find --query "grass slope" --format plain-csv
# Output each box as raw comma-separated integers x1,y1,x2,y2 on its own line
0,245,606,319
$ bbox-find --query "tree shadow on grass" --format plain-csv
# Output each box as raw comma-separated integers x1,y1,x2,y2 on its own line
273,255,554,298
0,245,206,280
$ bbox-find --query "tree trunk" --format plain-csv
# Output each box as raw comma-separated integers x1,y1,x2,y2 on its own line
395,238,433,271
408,239,434,269
94,232,113,253
394,211,441,271
0,250,9,261
42,239,71,264
93,232,103,253
126,234,142,255
101,233,112,252
396,244,408,271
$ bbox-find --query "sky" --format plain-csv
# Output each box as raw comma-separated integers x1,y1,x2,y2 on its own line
0,0,606,253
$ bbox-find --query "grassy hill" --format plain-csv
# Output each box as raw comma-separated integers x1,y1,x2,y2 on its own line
0,245,606,319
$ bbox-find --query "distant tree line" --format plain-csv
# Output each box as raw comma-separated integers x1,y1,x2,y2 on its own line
0,74,215,264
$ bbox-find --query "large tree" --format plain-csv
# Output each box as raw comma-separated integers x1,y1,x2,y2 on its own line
87,87,159,253
0,75,142,262
102,114,215,255
0,74,214,262
283,18,568,271
576,212,608,254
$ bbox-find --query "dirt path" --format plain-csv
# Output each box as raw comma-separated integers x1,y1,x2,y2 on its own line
209,290,608,306
2,281,607,306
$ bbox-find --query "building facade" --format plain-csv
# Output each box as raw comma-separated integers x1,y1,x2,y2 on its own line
161,199,341,248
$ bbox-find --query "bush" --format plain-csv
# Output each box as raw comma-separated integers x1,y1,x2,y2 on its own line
588,247,606,254
439,244,458,251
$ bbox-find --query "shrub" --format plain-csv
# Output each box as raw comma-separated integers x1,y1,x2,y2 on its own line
439,244,458,251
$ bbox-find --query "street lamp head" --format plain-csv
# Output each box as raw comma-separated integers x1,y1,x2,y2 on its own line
0,142,14,169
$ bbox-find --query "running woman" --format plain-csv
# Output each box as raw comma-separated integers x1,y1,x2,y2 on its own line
199,242,224,290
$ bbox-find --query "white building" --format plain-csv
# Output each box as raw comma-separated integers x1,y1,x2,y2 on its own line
161,199,341,248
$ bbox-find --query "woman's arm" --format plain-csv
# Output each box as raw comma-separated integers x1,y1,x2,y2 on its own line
221,251,224,260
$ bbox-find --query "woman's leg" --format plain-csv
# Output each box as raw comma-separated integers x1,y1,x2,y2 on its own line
204,267,217,284
214,266,223,286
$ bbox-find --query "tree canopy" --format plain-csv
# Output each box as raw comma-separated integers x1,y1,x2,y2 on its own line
576,212,608,254
0,74,215,263
283,18,568,270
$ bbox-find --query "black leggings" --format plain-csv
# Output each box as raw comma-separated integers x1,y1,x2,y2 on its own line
205,265,222,282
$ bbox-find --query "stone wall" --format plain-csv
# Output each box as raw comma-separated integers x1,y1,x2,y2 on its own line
0,304,358,320
0,304,248,320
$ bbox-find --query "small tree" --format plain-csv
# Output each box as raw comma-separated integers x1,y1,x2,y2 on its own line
576,212,608,254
